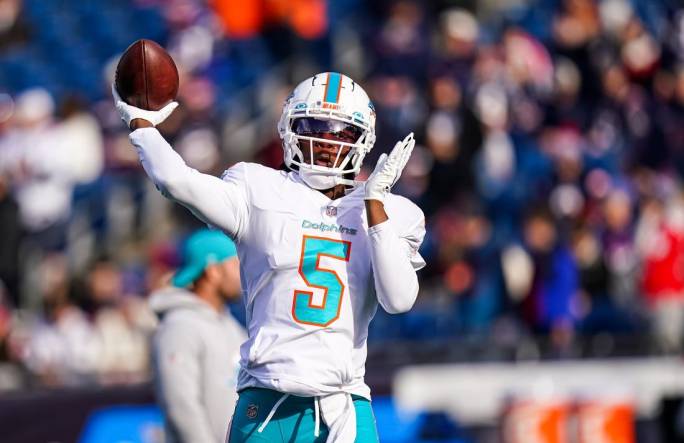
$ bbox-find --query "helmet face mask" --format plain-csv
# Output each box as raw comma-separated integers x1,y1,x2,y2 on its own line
278,72,376,189
291,117,363,170
295,135,354,170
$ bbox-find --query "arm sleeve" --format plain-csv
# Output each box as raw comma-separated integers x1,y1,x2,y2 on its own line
129,128,249,239
154,322,216,443
368,213,426,314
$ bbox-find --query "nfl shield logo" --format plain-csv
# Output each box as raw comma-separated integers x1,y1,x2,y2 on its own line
246,404,258,419
326,206,337,216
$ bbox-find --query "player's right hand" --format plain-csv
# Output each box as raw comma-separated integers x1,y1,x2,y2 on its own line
111,83,178,129
364,132,415,202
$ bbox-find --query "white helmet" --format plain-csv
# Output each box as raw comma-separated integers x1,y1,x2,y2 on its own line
278,72,376,189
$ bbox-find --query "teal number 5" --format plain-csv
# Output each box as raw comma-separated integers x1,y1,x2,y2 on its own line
292,236,351,327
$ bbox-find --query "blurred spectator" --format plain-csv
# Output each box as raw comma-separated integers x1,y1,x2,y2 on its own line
600,189,638,305
0,174,20,305
15,254,155,386
571,222,639,338
0,0,30,51
420,74,482,215
369,74,427,154
553,0,600,51
55,96,104,186
150,229,245,443
20,254,99,386
431,8,478,87
57,95,106,268
636,195,684,353
86,259,151,384
1,89,70,247
513,208,579,355
0,284,13,362
374,1,430,79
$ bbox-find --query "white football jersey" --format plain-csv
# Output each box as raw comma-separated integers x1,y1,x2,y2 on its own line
221,162,425,399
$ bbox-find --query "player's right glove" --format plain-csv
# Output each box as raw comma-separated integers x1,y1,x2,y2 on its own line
111,84,178,128
364,132,415,202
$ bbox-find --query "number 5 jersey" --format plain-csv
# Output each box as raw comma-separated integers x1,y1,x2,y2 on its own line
131,128,426,400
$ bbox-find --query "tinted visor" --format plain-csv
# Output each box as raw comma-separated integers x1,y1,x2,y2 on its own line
292,118,362,142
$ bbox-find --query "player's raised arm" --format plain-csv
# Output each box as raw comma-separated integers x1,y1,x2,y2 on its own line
110,41,248,239
364,133,425,313
112,87,248,239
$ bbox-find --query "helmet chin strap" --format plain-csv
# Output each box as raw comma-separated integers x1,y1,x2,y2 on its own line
298,168,359,190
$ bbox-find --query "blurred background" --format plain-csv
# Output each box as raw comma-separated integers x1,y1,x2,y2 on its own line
0,0,684,442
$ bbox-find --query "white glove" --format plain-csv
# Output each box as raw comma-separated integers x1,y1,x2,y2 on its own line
111,83,178,128
364,132,415,202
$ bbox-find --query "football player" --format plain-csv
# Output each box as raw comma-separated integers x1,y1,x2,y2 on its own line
113,72,425,443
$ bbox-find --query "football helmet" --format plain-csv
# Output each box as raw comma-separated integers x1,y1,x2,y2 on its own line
278,72,376,189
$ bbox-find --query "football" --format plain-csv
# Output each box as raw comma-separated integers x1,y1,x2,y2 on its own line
114,39,179,111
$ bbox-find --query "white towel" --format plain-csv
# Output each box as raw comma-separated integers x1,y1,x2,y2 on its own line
319,392,357,443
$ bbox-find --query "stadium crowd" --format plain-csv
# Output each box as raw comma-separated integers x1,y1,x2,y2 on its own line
0,0,683,388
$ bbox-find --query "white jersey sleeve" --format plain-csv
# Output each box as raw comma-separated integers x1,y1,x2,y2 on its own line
393,199,426,270
368,195,426,313
129,128,249,239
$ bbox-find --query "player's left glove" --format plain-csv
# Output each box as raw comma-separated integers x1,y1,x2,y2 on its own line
111,84,178,129
364,132,415,202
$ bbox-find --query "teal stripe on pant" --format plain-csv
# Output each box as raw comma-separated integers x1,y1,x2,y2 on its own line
228,388,379,443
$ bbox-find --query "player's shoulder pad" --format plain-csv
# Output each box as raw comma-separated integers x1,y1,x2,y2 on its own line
384,194,425,231
220,161,284,182
385,193,424,219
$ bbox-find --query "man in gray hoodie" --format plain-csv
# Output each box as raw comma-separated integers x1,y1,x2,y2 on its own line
150,229,247,443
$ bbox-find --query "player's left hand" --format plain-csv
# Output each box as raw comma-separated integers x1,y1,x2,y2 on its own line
364,132,415,202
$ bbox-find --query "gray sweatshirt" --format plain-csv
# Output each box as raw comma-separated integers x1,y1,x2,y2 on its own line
150,287,246,443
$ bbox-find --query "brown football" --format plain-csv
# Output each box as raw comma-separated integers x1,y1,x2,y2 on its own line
114,39,179,111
